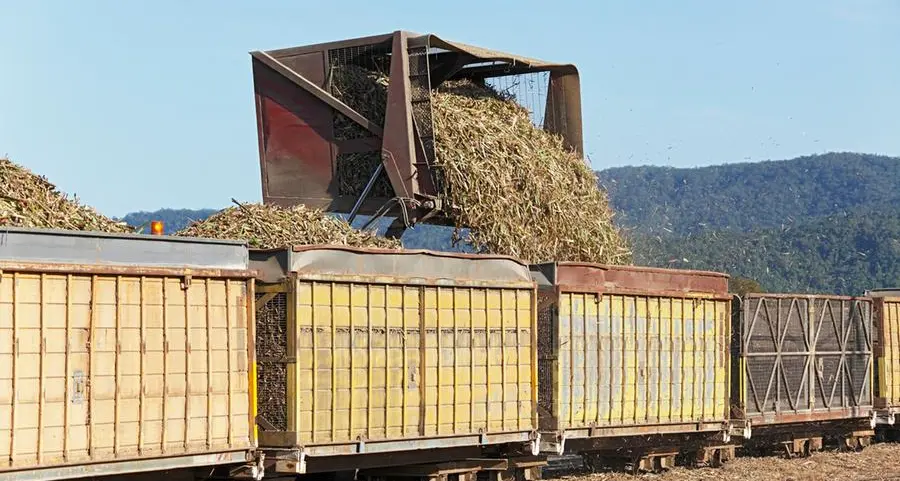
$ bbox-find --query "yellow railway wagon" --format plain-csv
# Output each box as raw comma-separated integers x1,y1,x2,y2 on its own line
531,262,732,461
0,229,259,481
250,246,539,474
872,289,900,426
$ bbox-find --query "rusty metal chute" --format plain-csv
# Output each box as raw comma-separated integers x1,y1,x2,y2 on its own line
250,30,583,238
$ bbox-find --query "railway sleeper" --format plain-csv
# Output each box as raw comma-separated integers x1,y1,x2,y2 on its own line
840,430,875,452
742,420,875,458
687,444,736,468
779,437,824,458
478,456,547,481
355,456,547,481
581,449,679,475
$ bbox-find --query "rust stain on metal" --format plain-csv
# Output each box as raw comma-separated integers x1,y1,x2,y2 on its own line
381,31,415,199
748,409,871,425
552,262,729,296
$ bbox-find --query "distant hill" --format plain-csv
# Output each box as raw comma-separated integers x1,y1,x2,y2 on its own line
599,152,900,294
632,206,900,295
597,152,900,235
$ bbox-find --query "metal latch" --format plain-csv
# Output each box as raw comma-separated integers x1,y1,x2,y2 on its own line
72,370,86,404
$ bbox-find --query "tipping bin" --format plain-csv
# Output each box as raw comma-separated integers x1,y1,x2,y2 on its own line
250,31,582,236
731,293,876,454
250,246,539,474
531,262,733,469
0,228,260,481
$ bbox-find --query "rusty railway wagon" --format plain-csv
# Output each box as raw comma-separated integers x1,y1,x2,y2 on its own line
730,293,876,456
249,246,543,480
0,228,261,481
531,262,735,473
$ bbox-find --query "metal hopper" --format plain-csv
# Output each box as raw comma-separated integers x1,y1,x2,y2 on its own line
250,30,582,237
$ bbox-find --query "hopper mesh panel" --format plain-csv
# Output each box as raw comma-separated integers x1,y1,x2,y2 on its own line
741,295,873,418
486,71,551,129
336,152,393,197
256,291,289,431
537,292,556,426
328,44,391,142
778,356,808,411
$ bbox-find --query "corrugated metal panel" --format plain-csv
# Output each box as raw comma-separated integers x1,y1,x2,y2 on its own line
253,247,537,456
0,270,255,472
533,262,730,439
735,294,873,424
875,296,900,408
294,281,533,443
552,293,729,429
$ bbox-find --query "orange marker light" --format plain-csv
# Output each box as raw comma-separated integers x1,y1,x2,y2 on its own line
150,221,164,235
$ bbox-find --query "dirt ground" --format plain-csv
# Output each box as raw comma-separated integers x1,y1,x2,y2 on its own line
545,443,900,481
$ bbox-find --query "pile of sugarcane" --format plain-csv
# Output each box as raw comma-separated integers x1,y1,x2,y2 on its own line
331,65,631,265
0,157,131,233
175,201,400,249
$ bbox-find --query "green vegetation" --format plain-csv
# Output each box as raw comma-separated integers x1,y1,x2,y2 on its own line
632,208,900,295
728,277,766,296
598,152,900,235
602,152,900,295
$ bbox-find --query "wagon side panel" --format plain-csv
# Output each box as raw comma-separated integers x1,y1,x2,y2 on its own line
739,294,874,425
0,270,254,472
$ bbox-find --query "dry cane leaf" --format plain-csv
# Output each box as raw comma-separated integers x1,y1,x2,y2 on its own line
331,65,632,264
175,202,400,250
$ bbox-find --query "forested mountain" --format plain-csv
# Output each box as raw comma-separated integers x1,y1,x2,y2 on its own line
631,208,900,295
122,152,900,295
601,152,900,294
598,152,900,235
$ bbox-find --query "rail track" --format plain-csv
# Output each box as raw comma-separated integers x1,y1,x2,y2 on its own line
535,444,900,481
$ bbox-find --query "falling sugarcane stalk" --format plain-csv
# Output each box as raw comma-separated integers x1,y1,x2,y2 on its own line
329,65,631,265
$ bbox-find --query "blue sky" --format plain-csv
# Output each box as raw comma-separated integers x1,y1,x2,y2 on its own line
1,0,898,216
